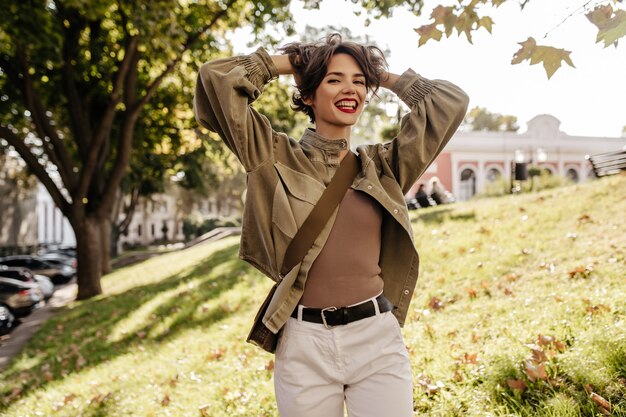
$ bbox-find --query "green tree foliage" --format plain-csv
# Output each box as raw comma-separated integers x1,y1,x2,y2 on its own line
414,0,626,78
0,0,295,299
463,106,520,132
0,0,418,299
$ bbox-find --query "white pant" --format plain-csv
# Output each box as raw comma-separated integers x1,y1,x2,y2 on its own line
274,305,413,417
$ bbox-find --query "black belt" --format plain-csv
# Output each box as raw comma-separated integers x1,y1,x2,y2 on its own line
291,294,394,328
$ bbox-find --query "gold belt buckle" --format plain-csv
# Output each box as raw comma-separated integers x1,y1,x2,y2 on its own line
321,306,337,329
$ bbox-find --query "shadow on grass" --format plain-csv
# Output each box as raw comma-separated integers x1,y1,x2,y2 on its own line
0,242,261,412
411,206,476,225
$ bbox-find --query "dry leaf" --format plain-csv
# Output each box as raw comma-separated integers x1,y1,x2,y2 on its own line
265,359,275,372
428,297,444,311
207,348,226,361
590,392,611,412
465,288,478,299
537,335,555,346
463,353,478,364
524,360,547,382
506,378,527,392
161,393,171,407
90,392,111,404
531,348,548,364
199,404,212,417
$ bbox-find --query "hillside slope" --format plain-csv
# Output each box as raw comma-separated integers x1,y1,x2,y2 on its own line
1,174,625,417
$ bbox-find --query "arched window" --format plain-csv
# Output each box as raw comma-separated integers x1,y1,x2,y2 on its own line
459,168,476,200
486,167,502,183
566,168,579,182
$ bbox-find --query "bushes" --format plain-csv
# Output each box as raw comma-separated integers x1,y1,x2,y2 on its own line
182,215,240,240
479,172,574,198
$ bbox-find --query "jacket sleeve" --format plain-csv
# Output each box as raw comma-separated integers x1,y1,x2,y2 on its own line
194,47,279,172
383,69,469,194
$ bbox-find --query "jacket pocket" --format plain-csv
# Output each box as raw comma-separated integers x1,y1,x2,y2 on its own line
271,162,325,237
271,162,325,271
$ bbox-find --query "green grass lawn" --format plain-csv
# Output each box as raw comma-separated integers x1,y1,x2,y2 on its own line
1,174,625,417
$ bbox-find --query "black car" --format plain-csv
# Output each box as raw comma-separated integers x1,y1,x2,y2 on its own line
0,255,75,284
0,277,44,318
0,303,16,336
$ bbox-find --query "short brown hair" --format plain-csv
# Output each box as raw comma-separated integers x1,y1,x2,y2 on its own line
278,33,388,123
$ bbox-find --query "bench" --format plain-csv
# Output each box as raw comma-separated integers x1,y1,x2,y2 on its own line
586,149,626,177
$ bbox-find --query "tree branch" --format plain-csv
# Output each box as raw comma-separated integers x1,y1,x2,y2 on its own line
59,6,93,159
75,35,138,203
102,1,235,214
132,0,236,113
116,186,140,235
0,125,70,215
14,47,78,191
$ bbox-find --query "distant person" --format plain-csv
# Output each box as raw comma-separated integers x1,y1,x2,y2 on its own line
414,183,432,207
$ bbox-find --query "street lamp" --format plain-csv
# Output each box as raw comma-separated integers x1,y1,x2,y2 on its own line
511,147,549,193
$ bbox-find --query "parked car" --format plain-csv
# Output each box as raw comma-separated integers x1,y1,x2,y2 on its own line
38,252,77,270
0,266,55,300
0,256,75,284
0,277,44,318
0,303,16,336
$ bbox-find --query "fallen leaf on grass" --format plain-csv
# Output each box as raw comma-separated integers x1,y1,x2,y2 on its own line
199,404,211,417
463,352,478,364
89,392,111,405
428,297,444,311
590,392,611,413
577,214,592,225
506,378,527,392
266,359,275,372
585,303,611,316
568,265,593,278
524,360,547,382
207,348,226,361
465,288,478,299
161,393,171,407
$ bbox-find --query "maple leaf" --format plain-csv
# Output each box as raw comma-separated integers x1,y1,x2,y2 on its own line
479,16,494,33
414,23,443,46
587,6,626,47
511,37,575,79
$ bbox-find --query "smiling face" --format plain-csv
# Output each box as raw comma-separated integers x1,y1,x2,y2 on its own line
303,53,367,140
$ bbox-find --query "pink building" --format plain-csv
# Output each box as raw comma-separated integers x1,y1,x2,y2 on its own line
407,114,626,201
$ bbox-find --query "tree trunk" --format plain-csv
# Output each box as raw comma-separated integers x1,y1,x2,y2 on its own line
110,224,120,260
75,215,103,300
101,217,112,275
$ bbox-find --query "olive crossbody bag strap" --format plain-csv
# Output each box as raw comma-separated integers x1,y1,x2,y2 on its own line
279,151,359,278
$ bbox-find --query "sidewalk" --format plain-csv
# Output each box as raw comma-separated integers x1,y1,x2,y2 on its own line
0,281,77,372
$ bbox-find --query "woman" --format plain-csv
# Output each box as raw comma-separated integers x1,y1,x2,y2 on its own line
194,33,468,417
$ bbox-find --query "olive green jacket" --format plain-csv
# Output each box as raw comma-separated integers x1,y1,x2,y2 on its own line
194,47,469,350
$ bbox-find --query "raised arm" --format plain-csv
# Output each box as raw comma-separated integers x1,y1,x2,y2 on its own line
194,48,279,171
379,70,469,194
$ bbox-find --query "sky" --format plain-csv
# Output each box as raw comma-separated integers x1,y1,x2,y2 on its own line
229,0,626,138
